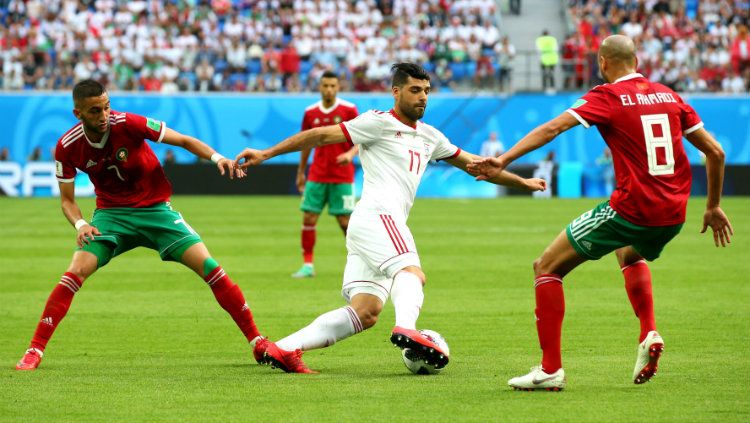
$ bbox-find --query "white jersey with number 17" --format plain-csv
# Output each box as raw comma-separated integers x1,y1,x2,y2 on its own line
339,109,461,221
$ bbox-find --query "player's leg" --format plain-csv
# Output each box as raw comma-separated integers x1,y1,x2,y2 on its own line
177,242,261,344
619,223,681,384
328,182,355,235
334,213,350,234
295,181,325,278
617,246,664,384
17,250,101,370
616,246,656,343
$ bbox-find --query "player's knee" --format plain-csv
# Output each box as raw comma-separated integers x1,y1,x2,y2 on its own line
532,256,547,276
303,212,319,226
401,266,426,285
354,303,382,329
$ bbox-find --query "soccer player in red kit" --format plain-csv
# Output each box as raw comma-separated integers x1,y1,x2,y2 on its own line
469,35,733,390
15,80,263,370
292,71,359,278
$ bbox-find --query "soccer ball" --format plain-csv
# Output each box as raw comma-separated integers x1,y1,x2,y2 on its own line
401,329,450,375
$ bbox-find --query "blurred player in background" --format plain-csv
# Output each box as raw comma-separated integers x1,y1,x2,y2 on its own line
469,35,733,391
293,71,359,278
15,80,263,370
235,63,546,373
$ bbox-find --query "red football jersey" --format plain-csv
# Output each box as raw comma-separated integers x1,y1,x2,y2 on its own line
566,73,703,226
302,98,359,183
55,111,172,208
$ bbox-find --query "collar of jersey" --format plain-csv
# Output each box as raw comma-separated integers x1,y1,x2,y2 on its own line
389,109,417,129
613,73,644,84
318,98,340,114
83,126,110,149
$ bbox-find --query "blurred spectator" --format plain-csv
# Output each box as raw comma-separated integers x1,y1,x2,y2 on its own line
533,151,555,199
0,147,9,161
480,132,505,157
163,149,176,165
27,146,42,161
536,30,559,92
495,36,516,91
596,147,614,196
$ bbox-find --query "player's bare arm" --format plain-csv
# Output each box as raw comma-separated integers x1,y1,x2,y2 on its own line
467,112,580,180
685,127,733,247
235,125,347,169
161,127,245,179
335,145,359,166
447,150,546,191
59,182,100,247
296,147,312,193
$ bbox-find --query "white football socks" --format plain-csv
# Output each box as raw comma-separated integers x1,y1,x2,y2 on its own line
391,271,424,330
276,306,363,351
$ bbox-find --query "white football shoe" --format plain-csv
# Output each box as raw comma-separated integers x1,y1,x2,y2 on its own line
508,366,566,391
633,330,664,384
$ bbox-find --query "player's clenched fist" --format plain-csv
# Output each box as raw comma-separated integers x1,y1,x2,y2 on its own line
525,178,547,192
234,148,267,169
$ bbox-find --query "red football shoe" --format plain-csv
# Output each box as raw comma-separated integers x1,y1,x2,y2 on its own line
261,342,317,374
250,336,269,364
390,326,449,368
16,348,43,371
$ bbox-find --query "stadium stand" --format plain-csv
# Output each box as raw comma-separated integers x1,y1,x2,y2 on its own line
0,0,748,93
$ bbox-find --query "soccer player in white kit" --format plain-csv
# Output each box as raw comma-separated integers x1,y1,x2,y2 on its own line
235,63,547,373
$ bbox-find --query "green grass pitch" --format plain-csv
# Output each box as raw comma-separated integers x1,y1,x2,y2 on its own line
1,196,748,422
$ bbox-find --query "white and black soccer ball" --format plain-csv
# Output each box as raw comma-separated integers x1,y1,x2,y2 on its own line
401,329,450,375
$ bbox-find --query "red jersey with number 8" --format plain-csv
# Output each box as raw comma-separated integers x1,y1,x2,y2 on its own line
55,111,172,209
566,73,703,226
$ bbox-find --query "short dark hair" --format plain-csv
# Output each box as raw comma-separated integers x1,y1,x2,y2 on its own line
391,63,430,87
73,79,106,102
320,70,338,80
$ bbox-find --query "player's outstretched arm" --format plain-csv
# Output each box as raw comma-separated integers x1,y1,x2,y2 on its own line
447,150,547,192
336,145,359,166
59,182,100,248
161,128,244,179
686,127,733,247
467,112,579,180
235,125,347,169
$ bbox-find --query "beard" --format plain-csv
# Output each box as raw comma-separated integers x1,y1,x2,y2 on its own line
401,102,426,122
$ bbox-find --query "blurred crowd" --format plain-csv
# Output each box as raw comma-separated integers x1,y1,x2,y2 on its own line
565,0,750,93
1,0,749,94
0,0,505,93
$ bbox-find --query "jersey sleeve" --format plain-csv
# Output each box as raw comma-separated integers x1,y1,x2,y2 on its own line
339,110,382,146
54,142,77,183
433,130,461,161
125,112,167,143
676,95,703,135
565,85,612,128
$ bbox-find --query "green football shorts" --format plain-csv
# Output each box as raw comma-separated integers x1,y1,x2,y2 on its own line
565,200,683,261
79,202,202,268
300,181,355,215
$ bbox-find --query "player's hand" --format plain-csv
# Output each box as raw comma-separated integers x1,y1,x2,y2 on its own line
524,178,547,192
296,172,306,194
336,152,354,166
216,157,245,179
701,206,733,247
76,224,101,248
234,148,266,169
467,157,507,181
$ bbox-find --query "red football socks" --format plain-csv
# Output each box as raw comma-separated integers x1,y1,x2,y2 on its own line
534,274,565,373
622,260,656,343
204,267,260,341
29,272,82,351
301,225,316,264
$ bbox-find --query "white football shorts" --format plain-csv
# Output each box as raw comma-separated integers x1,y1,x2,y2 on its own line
341,210,421,304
